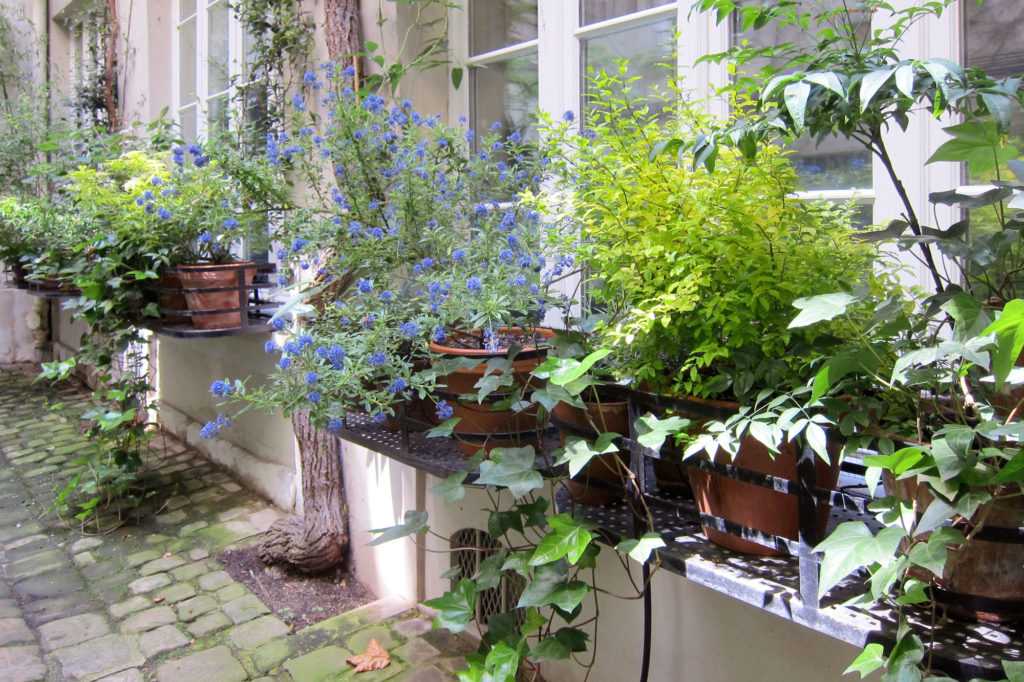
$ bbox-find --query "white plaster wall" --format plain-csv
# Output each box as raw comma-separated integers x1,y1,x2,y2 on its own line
339,440,421,604
155,335,300,510
51,300,87,360
0,286,44,363
423,483,878,682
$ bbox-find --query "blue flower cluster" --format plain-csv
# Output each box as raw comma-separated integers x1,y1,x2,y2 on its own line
200,414,231,439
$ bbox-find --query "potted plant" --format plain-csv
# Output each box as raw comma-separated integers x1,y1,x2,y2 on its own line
0,196,43,287
535,71,880,554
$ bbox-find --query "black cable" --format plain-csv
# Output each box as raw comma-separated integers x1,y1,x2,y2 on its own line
640,561,652,682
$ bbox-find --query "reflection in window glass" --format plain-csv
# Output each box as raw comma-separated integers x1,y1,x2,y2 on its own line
179,18,197,105
734,0,872,191
470,52,539,142
207,93,230,132
207,0,230,95
242,28,258,82
470,0,537,56
581,0,674,26
180,0,196,20
180,105,198,143
582,17,676,115
964,0,1024,184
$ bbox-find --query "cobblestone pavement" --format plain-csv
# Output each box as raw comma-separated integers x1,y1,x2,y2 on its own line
0,370,469,681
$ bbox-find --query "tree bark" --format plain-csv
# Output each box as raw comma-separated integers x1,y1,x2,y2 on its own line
258,411,349,573
324,0,361,73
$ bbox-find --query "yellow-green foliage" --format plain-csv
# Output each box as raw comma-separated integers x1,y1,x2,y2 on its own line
540,76,878,399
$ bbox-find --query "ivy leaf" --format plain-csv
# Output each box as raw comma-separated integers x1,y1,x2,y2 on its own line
529,628,589,661
555,434,619,478
634,413,691,450
516,498,549,527
367,510,428,546
530,514,594,566
432,471,468,503
1003,660,1024,682
423,579,476,632
615,533,666,563
789,292,857,329
915,496,955,537
426,417,461,439
548,581,591,612
480,641,520,682
844,643,886,678
516,563,568,608
489,511,524,539
475,551,507,591
908,527,964,577
896,578,930,606
476,447,543,498
815,522,906,598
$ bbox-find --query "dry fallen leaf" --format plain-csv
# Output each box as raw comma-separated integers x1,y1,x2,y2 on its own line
346,638,391,673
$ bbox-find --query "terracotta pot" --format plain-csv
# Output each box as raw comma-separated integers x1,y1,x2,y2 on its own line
552,386,630,506
176,262,256,330
429,327,554,457
887,473,1024,622
453,431,542,457
156,270,190,326
688,437,840,556
10,262,27,289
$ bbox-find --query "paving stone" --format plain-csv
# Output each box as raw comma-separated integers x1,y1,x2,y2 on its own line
13,569,84,599
154,582,196,604
251,637,294,672
95,669,144,682
154,645,246,682
176,595,218,621
179,521,208,536
197,520,261,546
164,495,190,511
0,617,36,645
346,624,401,653
217,506,247,522
197,570,233,591
6,534,48,551
186,610,231,636
110,596,151,620
139,555,186,576
170,560,208,581
188,547,209,561
392,666,451,682
284,645,353,682
223,594,270,624
22,594,94,627
144,534,171,545
393,617,433,638
52,633,145,681
125,550,161,568
120,606,176,633
154,510,187,525
39,613,111,651
6,548,66,579
0,597,21,617
138,624,189,657
70,537,103,553
0,644,48,682
221,481,242,493
128,573,171,595
395,631,444,665
73,551,97,567
216,583,247,603
227,614,290,649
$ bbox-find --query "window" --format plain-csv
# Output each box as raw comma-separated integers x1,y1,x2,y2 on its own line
578,1,677,115
963,0,1024,185
467,0,539,141
174,0,255,142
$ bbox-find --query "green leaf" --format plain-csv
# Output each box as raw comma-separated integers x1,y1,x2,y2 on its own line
634,413,691,450
845,643,886,678
615,532,666,563
555,434,619,479
451,67,464,90
481,641,520,682
805,71,845,98
815,522,906,598
515,563,568,608
530,514,594,566
368,510,428,546
783,81,811,130
915,496,955,537
1004,660,1024,682
423,579,476,632
805,421,829,462
427,417,461,439
860,67,896,111
548,348,611,387
476,447,543,498
982,299,1024,390
908,527,964,576
789,292,857,328
475,551,507,591
432,471,468,503
489,510,524,539
894,64,916,99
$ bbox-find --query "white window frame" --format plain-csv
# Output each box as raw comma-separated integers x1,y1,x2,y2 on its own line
172,0,247,141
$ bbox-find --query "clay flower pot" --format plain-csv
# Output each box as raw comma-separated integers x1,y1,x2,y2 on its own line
156,270,190,326
176,261,257,330
551,386,631,506
429,327,554,456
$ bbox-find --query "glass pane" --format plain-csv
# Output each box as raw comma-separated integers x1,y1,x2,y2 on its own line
207,0,231,94
179,105,198,143
964,0,1024,184
734,0,872,191
242,28,258,82
180,0,196,20
470,0,537,56
582,17,675,113
581,0,674,25
207,93,230,133
470,51,539,142
178,18,197,105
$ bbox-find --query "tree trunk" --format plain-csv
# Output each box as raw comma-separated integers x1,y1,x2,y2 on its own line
259,411,349,573
325,0,361,74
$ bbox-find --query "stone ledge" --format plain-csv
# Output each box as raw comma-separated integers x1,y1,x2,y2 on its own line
159,403,297,512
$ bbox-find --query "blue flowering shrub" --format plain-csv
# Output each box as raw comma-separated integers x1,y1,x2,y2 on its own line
209,63,565,434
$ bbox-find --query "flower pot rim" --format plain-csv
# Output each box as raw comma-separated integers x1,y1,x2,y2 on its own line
175,260,257,273
428,326,556,358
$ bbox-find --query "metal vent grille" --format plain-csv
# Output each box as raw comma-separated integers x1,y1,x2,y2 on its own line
449,528,525,626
